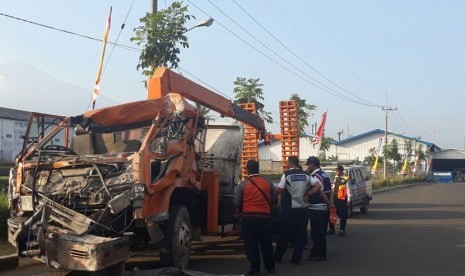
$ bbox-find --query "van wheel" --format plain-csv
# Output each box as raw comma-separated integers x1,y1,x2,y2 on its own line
360,198,369,214
160,205,192,269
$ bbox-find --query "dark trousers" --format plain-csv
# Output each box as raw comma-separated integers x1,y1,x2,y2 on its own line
329,199,348,231
275,208,309,262
309,209,328,257
241,216,275,273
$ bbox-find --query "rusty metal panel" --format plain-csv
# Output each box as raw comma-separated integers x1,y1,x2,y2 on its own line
50,234,129,271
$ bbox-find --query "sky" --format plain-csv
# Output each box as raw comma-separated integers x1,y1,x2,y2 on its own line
0,0,464,149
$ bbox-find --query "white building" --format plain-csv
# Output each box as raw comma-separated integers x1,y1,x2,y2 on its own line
0,107,31,163
258,129,440,172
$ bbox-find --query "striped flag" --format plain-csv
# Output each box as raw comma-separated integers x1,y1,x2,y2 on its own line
92,7,112,109
312,111,327,154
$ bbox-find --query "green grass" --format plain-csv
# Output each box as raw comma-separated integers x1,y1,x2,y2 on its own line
372,176,423,190
0,192,9,240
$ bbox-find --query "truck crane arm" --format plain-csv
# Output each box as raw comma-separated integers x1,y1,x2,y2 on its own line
147,67,267,139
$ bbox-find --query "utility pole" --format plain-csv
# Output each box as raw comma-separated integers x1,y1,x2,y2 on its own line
337,130,344,141
152,0,157,14
382,106,397,179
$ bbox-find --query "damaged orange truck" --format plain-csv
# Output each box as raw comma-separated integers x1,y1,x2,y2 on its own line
7,67,266,272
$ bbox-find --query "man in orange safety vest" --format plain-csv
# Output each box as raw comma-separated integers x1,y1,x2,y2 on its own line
327,165,349,236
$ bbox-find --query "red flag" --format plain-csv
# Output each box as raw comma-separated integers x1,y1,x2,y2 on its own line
92,7,112,109
312,111,327,147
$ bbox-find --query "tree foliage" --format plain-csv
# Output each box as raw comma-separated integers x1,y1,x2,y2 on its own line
416,144,426,161
131,1,193,76
194,103,211,118
290,93,317,137
383,138,402,169
364,147,384,167
233,77,273,123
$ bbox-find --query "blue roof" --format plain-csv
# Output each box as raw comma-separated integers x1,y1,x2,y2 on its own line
334,128,440,150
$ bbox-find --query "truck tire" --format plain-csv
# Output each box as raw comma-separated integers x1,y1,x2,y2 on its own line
360,198,369,214
160,205,192,269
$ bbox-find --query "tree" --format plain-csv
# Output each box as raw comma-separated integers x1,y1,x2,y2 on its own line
364,147,384,167
416,144,426,162
233,77,273,123
131,1,193,77
405,140,413,155
194,103,211,119
383,138,402,171
290,93,317,137
317,136,334,160
364,147,377,166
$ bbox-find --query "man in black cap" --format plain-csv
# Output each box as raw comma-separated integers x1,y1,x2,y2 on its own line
305,156,332,261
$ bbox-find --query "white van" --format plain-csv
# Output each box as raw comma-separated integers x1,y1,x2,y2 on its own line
322,165,373,216
346,165,373,216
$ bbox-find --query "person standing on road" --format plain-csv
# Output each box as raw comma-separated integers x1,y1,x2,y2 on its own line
306,156,332,261
328,165,349,236
234,160,277,276
274,156,311,264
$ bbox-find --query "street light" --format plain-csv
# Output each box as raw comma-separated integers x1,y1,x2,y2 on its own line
184,17,214,33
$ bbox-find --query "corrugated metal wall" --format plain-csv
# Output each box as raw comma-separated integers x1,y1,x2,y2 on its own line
1,118,28,162
259,133,432,163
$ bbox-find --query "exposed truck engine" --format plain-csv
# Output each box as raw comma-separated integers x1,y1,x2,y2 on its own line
7,67,266,272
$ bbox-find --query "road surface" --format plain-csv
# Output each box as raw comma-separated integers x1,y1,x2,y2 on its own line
2,182,465,275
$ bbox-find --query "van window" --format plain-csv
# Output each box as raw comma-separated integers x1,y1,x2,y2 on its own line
354,169,363,183
360,167,370,181
349,170,356,183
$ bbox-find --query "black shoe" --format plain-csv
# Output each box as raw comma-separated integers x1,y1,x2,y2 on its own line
267,268,276,274
308,255,327,262
326,230,335,235
338,230,345,236
246,271,261,276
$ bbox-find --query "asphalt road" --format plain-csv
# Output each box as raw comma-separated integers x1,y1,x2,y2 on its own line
3,182,465,276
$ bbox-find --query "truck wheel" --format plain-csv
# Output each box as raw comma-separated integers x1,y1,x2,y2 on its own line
360,198,369,214
160,205,192,269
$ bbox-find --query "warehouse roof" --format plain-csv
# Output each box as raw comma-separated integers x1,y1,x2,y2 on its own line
334,128,441,151
0,106,31,122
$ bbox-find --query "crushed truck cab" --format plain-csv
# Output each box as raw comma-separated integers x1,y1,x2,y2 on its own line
7,68,265,272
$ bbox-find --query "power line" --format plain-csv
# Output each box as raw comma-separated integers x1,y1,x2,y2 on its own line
0,11,141,52
265,0,387,94
178,66,228,99
0,9,287,127
206,0,378,107
189,1,377,107
396,110,411,135
103,0,136,74
391,110,403,133
233,0,381,108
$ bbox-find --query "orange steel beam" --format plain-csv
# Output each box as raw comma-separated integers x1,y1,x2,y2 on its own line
279,100,299,171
